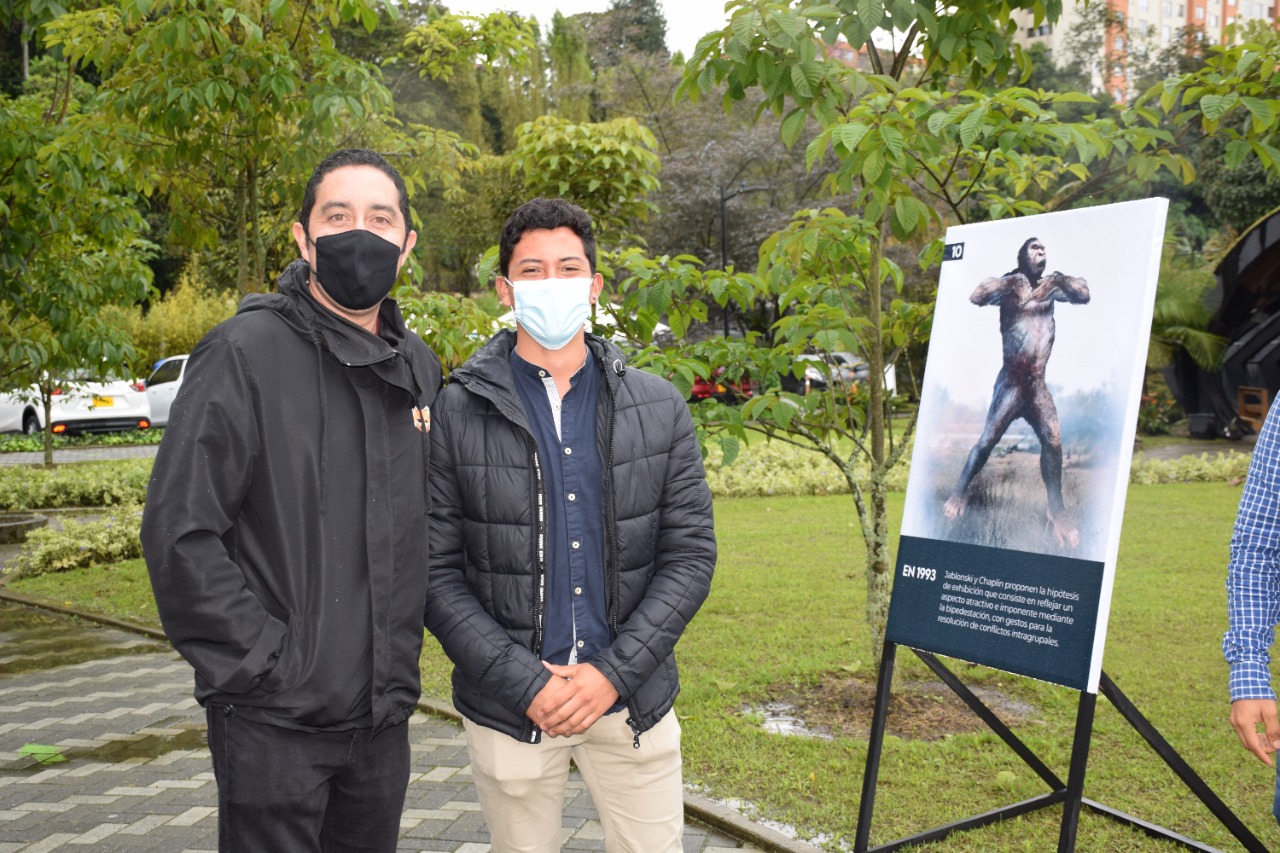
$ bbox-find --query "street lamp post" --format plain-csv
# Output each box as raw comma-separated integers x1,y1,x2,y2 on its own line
719,181,770,337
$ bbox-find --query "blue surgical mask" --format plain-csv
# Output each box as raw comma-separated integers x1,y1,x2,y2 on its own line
510,278,593,351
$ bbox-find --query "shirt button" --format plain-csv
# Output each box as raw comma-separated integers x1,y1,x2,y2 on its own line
567,493,576,502
564,446,572,455
574,586,582,595
571,540,581,549
576,640,585,648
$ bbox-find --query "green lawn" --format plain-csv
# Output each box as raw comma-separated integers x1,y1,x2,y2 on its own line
10,482,1275,851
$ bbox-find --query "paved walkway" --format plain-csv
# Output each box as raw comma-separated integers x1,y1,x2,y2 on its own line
0,446,159,467
0,603,811,853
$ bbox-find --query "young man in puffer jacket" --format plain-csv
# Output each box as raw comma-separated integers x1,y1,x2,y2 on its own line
425,198,716,853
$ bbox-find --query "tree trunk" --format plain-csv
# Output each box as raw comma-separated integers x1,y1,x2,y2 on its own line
41,389,53,469
865,214,892,666
248,157,265,292
235,169,251,296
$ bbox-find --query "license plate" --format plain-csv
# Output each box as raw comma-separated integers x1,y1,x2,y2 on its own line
92,395,114,408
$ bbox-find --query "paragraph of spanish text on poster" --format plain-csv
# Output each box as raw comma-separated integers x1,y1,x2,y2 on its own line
887,535,1103,690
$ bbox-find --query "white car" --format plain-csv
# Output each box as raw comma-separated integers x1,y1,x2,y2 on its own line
0,390,43,434
145,355,188,428
47,375,152,435
0,374,153,435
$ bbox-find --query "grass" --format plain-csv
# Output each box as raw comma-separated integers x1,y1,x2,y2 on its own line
9,482,1275,851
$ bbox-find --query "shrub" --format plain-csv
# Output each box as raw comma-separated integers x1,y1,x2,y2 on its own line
1128,451,1251,484
6,503,143,578
703,440,912,498
1137,391,1183,435
0,459,152,510
0,430,162,454
103,256,237,373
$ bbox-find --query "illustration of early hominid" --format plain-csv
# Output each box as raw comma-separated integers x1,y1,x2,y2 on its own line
941,237,1090,549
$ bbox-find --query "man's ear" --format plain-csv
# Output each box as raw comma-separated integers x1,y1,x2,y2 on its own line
396,230,418,272
496,275,515,308
292,222,310,262
589,272,604,304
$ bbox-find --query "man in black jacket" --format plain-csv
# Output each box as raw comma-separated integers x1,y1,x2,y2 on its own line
425,198,716,853
142,149,441,852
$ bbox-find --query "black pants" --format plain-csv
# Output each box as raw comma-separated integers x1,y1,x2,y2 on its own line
205,704,410,852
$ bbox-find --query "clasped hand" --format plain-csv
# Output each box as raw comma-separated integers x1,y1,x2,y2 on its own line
525,661,619,738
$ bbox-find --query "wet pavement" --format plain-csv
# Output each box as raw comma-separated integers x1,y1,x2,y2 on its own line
0,445,160,468
0,602,805,852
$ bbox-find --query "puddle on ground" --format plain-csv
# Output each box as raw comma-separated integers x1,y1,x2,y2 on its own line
0,601,168,675
746,702,834,740
60,724,209,763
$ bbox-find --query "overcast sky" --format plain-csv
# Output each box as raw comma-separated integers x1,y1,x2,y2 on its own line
442,1,730,59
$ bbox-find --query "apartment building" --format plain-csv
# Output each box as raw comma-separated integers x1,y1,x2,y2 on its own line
1013,0,1278,100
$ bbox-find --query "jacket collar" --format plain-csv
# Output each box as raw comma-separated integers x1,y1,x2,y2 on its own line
452,329,628,421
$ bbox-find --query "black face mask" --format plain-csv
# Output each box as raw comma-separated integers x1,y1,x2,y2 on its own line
311,229,402,311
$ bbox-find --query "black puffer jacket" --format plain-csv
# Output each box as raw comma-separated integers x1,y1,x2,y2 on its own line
142,260,441,733
425,330,716,743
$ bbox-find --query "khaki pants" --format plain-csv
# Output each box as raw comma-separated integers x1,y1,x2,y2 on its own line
463,710,683,853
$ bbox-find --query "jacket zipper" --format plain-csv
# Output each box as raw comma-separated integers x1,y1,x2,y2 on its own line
528,433,547,744
602,360,636,747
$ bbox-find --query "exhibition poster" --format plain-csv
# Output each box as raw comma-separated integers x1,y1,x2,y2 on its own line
886,198,1169,692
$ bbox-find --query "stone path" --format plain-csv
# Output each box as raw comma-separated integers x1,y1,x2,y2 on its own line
0,604,803,853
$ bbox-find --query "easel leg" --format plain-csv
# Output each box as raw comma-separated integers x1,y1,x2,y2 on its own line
1099,672,1270,853
855,641,897,853
1058,690,1097,852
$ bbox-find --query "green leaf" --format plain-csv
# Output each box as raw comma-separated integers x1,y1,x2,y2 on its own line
855,0,886,31
832,122,869,154
790,63,813,99
780,108,807,148
878,124,905,160
20,744,66,765
805,131,831,171
958,105,986,148
1224,139,1251,169
1240,95,1275,133
893,194,919,235
1199,92,1238,121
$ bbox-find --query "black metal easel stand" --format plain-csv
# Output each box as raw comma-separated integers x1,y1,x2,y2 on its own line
854,642,1268,852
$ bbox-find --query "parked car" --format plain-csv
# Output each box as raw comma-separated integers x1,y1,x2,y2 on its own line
145,355,189,428
688,368,755,403
47,374,152,434
829,351,897,396
779,352,898,397
780,353,838,395
0,390,43,434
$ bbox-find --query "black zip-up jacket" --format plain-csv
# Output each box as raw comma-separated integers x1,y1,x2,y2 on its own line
142,260,441,733
424,330,716,743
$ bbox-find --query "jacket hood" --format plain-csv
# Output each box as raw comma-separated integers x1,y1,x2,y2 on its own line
238,260,418,373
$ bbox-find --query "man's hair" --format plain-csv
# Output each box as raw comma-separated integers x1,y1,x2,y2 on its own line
298,149,411,238
498,198,596,278
1017,236,1043,274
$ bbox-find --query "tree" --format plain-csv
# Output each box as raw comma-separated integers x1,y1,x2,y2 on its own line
577,0,666,70
1148,244,1225,378
508,114,661,243
45,0,472,296
547,11,592,123
666,1,1280,660
0,58,154,466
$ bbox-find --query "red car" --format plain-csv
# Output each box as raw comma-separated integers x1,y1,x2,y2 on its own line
688,369,755,403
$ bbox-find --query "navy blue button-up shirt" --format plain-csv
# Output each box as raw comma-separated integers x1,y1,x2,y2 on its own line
510,351,609,668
